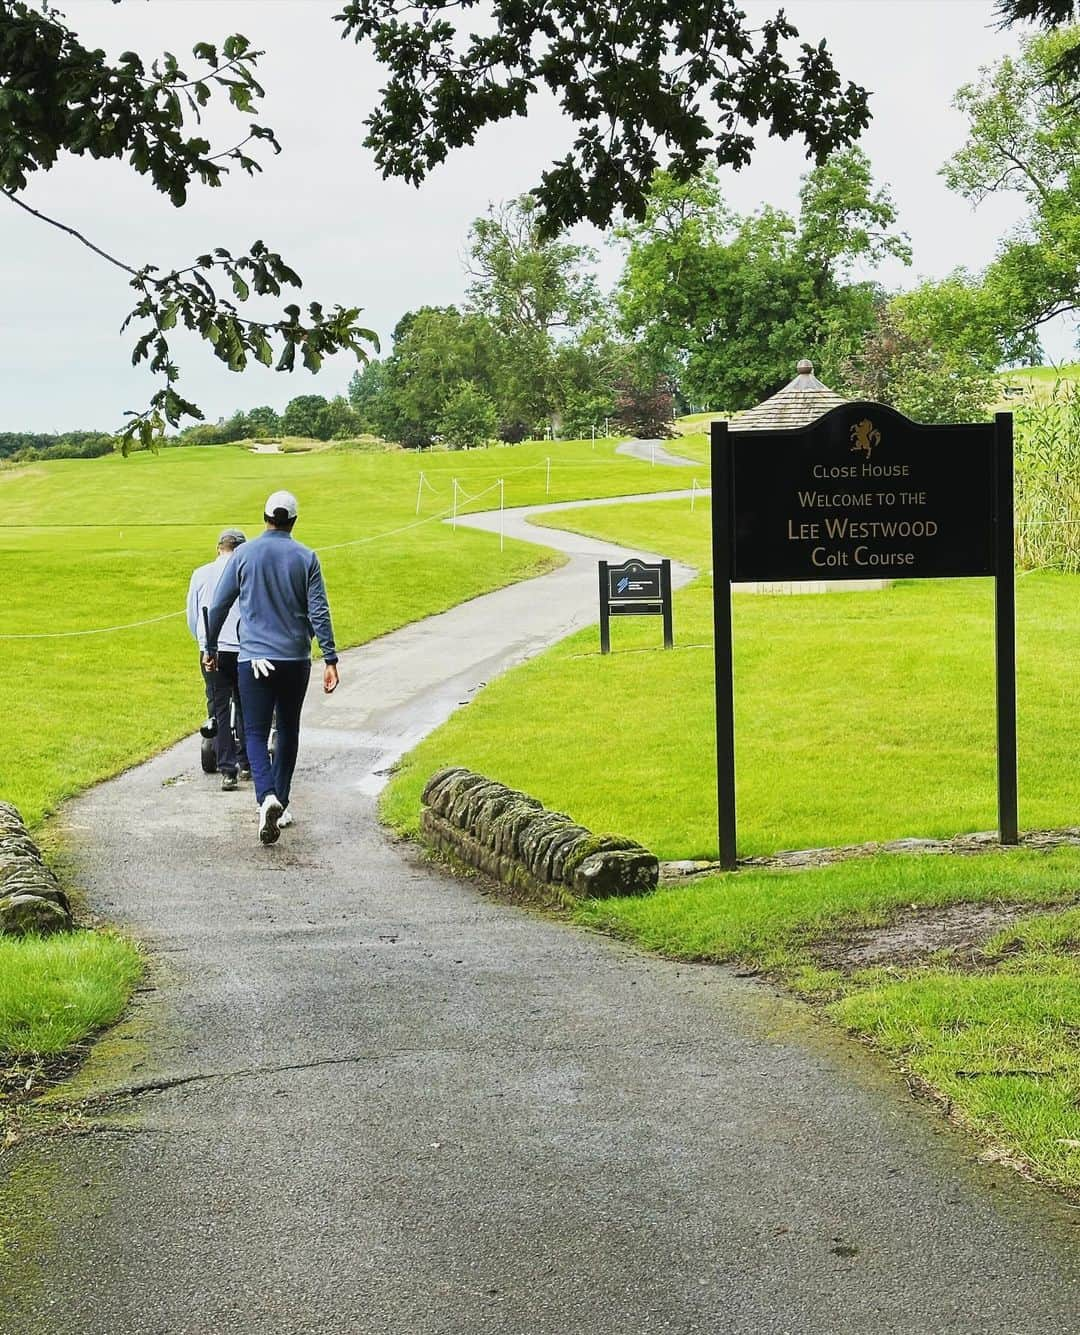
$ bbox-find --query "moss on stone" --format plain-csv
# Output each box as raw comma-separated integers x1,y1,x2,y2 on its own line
419,767,658,905
421,766,469,809
562,832,639,879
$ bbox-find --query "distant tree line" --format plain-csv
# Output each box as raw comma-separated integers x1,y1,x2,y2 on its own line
2,393,371,463
0,430,116,464
349,53,1080,448
173,393,367,445
343,194,681,448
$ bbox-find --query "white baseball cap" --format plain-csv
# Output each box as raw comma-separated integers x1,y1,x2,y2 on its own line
265,490,299,521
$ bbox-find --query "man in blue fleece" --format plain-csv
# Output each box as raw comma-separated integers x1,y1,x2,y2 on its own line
204,490,340,845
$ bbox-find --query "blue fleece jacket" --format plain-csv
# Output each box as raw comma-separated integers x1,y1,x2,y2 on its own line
206,529,338,664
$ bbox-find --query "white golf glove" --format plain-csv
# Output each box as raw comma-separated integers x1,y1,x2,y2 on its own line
251,659,276,680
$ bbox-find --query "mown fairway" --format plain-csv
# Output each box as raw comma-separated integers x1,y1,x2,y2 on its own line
0,439,688,827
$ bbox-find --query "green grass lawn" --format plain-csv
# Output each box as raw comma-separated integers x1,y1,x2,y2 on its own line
999,363,1080,390
0,437,687,828
383,493,1080,1193
663,430,710,466
0,931,142,1055
385,496,1080,858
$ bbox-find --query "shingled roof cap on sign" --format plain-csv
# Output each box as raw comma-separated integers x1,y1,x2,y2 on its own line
732,360,849,432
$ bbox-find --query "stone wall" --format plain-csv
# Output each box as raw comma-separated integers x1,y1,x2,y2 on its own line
0,802,74,936
420,768,658,904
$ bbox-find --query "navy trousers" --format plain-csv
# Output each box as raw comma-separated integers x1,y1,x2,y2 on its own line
237,659,311,807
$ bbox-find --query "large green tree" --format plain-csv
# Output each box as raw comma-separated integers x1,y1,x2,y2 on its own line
995,1,1080,77
245,404,281,436
347,360,389,430
942,25,1080,359
616,150,910,409
373,307,499,448
437,381,498,450
282,393,330,438
465,195,611,429
838,301,998,424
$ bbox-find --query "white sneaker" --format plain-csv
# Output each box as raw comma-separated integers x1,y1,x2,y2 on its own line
258,793,284,845
277,809,294,830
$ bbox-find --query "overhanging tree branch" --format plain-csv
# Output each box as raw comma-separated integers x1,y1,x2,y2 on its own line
3,190,140,278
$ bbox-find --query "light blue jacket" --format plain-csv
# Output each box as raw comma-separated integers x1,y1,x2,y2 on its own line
186,553,242,653
206,529,338,664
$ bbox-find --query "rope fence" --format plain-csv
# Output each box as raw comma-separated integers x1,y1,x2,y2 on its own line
0,609,186,641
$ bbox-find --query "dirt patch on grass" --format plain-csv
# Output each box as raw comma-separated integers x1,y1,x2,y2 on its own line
662,827,1080,881
1,1050,85,1107
809,902,1057,972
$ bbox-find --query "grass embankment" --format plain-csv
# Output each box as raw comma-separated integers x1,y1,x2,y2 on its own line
0,436,684,828
663,430,710,466
383,494,1080,1192
0,928,142,1136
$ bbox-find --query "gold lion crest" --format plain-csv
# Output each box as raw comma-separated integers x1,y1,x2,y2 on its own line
849,418,881,459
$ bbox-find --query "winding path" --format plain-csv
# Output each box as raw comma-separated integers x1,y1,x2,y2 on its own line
5,483,1080,1334
616,438,699,468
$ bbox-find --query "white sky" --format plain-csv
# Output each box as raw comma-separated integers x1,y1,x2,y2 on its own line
2,0,1072,431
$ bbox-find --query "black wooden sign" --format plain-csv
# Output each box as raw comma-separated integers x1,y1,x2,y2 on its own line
710,403,1016,869
599,558,673,654
730,404,996,581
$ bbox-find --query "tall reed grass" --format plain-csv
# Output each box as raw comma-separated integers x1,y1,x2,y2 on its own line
1013,380,1080,572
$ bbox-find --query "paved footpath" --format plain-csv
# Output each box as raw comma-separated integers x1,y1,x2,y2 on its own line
6,492,1080,1334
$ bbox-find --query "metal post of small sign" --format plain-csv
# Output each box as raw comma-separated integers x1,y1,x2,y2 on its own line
661,559,674,650
710,421,738,870
995,412,1018,844
599,560,611,655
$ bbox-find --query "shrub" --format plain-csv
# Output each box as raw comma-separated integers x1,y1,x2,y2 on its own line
1013,381,1080,572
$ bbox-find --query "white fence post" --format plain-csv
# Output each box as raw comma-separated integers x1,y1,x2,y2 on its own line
452,478,458,531
415,471,425,516
499,479,505,552
546,457,552,496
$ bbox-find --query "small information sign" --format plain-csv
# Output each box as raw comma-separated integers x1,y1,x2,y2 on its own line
599,558,673,654
608,560,664,602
